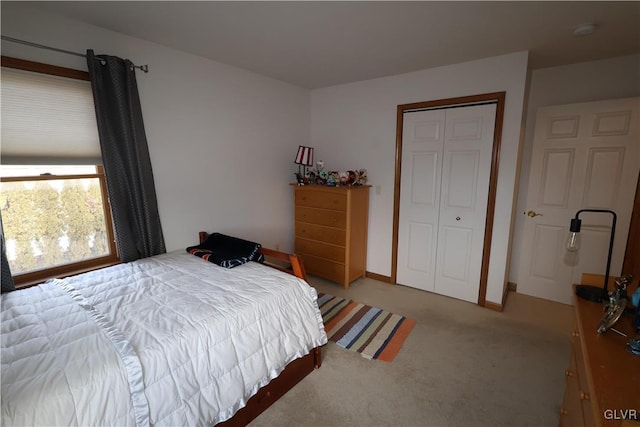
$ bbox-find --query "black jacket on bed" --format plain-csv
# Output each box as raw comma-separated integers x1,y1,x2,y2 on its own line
186,233,264,268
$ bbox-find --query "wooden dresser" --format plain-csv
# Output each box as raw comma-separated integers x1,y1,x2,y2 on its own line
293,185,370,289
560,277,640,427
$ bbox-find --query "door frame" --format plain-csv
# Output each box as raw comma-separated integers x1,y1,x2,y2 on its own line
622,171,640,278
392,92,506,306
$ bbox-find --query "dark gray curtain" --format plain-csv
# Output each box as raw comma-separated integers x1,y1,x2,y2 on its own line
87,50,165,263
1,211,15,293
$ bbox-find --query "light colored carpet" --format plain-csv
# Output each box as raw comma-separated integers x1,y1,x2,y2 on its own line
249,276,574,427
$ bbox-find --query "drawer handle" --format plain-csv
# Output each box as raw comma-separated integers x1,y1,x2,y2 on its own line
572,331,579,338
580,391,590,401
560,408,569,415
565,370,575,377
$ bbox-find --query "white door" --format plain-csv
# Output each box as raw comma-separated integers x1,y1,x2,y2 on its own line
397,103,496,303
517,97,640,305
397,108,446,292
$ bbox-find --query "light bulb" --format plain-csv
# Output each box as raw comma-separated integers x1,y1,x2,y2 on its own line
566,231,580,252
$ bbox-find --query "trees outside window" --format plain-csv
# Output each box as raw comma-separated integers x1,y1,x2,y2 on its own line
1,166,117,281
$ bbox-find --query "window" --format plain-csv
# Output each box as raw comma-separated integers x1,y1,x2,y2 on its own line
1,57,119,286
1,166,118,284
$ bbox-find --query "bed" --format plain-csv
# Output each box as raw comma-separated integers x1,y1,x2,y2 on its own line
1,232,327,426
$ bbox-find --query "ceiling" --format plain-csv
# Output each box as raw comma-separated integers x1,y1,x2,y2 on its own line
23,1,640,89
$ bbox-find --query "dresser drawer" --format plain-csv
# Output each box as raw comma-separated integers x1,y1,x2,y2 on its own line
295,190,347,211
573,334,595,426
561,329,587,427
295,222,345,246
560,370,585,427
300,253,346,284
295,206,346,229
295,237,345,263
572,331,589,391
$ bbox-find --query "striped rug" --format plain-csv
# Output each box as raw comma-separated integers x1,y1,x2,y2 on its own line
317,293,416,362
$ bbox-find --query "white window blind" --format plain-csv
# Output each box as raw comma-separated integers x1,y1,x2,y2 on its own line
1,67,101,165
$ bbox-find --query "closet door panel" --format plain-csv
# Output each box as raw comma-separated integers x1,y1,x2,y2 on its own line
443,150,480,209
407,222,434,274
397,109,445,291
439,225,472,282
434,104,496,303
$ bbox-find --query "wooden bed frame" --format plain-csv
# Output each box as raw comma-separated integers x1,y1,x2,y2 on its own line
197,232,322,427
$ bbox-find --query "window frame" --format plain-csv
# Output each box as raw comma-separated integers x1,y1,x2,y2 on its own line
1,56,120,287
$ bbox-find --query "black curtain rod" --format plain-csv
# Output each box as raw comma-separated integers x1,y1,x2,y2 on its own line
1,35,149,73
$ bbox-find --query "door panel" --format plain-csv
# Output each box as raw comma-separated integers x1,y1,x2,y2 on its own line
517,97,640,304
530,224,565,280
540,149,575,208
397,110,445,291
435,104,495,302
582,148,625,207
576,227,612,276
444,151,480,208
410,152,439,206
440,226,472,282
592,110,631,136
450,117,484,139
407,222,433,274
547,115,580,138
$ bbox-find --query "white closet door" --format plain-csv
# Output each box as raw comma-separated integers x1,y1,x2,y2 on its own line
397,103,496,303
397,109,446,292
434,104,495,302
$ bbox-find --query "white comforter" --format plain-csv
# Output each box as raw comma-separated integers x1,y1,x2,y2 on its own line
1,251,327,426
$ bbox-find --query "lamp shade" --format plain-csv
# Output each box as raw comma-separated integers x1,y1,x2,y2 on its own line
294,146,314,166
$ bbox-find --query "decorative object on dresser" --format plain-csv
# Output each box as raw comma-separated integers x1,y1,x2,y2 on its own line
597,275,632,335
304,159,368,187
595,275,640,358
559,274,640,427
293,184,370,289
294,145,314,185
307,169,368,186
566,209,617,303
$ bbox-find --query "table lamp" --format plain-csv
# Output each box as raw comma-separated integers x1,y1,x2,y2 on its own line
294,146,314,179
566,209,617,303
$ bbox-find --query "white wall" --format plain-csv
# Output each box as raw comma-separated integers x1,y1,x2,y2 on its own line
311,52,529,304
13,3,630,306
1,3,310,252
510,54,640,292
